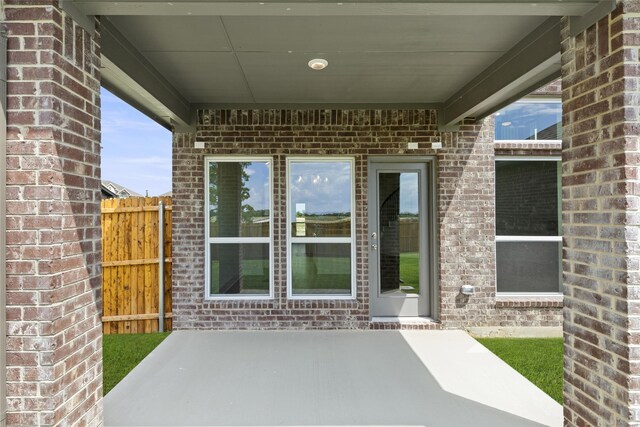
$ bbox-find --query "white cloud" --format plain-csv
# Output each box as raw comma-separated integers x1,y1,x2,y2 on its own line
290,162,352,215
100,88,172,196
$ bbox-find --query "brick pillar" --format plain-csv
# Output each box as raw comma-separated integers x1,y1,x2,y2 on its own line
438,118,496,327
561,3,640,425
1,30,7,427
4,3,102,426
172,132,202,330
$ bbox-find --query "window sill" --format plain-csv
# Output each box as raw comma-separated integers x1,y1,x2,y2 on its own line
204,295,274,302
495,295,563,308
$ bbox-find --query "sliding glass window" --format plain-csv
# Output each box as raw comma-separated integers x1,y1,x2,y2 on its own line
287,158,355,299
205,158,272,299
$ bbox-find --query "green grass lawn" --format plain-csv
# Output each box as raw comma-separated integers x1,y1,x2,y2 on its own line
477,338,564,404
103,332,170,395
399,251,419,293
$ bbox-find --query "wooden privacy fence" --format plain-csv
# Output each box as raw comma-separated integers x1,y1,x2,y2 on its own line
102,197,172,334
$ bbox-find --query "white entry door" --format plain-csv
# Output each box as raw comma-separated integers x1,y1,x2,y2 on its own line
369,162,430,317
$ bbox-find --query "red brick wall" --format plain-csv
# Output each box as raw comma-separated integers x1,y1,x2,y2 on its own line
561,2,640,424
172,110,562,329
533,78,562,96
4,2,102,426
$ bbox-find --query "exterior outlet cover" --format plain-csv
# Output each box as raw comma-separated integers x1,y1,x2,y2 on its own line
461,285,475,295
407,142,419,150
194,141,205,149
432,142,443,149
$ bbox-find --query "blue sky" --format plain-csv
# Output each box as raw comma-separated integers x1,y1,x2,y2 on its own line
244,162,270,211
290,162,352,215
101,88,172,196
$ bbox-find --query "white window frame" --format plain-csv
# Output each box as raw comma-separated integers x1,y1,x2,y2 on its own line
286,157,357,300
495,156,562,296
204,156,274,300
494,97,562,144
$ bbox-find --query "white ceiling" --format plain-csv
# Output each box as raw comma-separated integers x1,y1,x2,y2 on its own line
108,15,547,104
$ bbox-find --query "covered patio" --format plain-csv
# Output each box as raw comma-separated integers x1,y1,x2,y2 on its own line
104,330,561,426
3,0,640,425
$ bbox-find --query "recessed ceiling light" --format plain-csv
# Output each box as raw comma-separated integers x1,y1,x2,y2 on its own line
308,58,328,70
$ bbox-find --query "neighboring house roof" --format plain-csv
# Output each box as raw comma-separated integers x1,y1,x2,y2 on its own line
101,185,118,199
102,180,142,198
160,191,172,197
527,122,560,141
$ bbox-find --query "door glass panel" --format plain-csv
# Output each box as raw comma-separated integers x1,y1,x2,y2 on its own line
378,172,420,295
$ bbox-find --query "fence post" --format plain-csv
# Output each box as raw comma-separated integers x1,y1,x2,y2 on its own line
158,200,165,332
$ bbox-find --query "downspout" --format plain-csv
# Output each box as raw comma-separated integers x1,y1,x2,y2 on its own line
0,14,6,427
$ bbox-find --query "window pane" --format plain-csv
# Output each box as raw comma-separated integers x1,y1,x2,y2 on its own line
210,243,269,295
290,161,351,237
496,241,561,293
209,161,270,238
495,101,561,141
291,243,351,295
496,161,559,236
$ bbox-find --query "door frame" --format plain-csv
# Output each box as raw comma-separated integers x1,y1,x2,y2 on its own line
367,156,438,319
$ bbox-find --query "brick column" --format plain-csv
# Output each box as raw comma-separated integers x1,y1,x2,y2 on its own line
1,31,7,427
561,3,640,425
438,118,497,327
5,3,102,426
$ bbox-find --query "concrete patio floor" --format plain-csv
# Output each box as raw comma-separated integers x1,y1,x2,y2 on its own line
104,330,562,426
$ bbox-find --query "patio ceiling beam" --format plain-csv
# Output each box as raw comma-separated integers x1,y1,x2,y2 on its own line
70,0,601,17
569,0,616,36
100,19,194,131
60,0,96,36
439,16,562,128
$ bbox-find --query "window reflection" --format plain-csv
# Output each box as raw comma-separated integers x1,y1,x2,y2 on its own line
210,243,270,295
291,243,351,295
288,159,354,298
209,161,270,238
289,161,351,238
379,172,420,295
495,101,561,141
